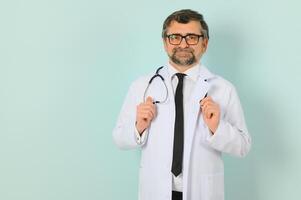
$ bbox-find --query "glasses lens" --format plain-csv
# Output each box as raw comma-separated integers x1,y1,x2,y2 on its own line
168,34,182,45
167,34,203,45
186,35,199,45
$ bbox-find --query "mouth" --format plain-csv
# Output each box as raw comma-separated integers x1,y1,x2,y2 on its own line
176,51,191,55
170,48,196,66
175,50,193,58
174,48,193,54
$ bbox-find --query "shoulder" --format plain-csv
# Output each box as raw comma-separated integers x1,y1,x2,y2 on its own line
211,75,236,92
200,65,236,92
206,69,239,104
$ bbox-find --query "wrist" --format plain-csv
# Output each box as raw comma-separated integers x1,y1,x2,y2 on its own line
209,121,220,135
135,122,145,135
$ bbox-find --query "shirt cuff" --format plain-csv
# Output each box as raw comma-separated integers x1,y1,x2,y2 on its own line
134,126,148,145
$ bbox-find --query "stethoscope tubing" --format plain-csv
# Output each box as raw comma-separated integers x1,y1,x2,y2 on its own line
143,66,168,104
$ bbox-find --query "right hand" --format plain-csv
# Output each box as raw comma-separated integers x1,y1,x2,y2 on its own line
136,96,157,134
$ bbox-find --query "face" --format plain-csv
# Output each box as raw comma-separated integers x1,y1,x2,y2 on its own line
163,20,208,70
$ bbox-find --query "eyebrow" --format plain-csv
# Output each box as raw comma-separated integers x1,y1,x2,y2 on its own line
168,32,202,35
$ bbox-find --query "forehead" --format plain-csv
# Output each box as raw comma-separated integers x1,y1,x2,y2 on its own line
166,20,202,34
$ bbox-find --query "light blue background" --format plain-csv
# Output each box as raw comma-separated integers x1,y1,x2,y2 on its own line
1,0,301,199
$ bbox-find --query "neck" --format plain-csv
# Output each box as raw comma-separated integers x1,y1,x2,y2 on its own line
169,61,199,73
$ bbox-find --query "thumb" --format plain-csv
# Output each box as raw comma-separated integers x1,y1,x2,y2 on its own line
146,96,153,103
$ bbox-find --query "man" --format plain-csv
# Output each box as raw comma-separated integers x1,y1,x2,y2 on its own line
113,9,251,200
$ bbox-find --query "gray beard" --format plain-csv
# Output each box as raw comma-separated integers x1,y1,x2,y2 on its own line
169,48,197,66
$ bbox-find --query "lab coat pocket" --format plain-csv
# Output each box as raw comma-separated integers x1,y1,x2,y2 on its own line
203,173,224,200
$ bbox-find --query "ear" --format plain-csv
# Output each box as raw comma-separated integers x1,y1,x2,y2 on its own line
202,38,209,52
163,38,168,52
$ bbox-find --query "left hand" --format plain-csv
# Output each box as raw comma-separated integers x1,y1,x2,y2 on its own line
200,96,220,134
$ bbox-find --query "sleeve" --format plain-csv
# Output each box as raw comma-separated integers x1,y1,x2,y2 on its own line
112,81,149,150
206,86,252,157
134,127,149,145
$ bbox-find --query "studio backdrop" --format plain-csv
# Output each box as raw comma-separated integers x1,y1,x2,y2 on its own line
1,0,301,200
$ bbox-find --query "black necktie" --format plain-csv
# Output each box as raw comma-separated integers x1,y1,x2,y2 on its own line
171,73,186,177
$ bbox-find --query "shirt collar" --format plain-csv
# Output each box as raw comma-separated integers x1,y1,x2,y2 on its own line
167,62,200,82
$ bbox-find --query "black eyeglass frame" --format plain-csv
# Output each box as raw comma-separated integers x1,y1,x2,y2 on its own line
165,33,204,45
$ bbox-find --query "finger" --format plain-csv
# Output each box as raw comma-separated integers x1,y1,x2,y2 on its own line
138,112,151,121
201,102,215,114
200,96,213,106
138,103,154,112
148,105,156,118
140,103,154,110
139,110,154,120
206,108,215,119
202,108,214,119
201,101,215,110
140,105,156,117
140,112,153,120
137,103,147,111
146,96,153,104
202,103,216,117
143,100,156,111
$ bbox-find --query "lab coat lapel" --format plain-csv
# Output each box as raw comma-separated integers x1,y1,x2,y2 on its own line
183,66,215,198
159,66,176,170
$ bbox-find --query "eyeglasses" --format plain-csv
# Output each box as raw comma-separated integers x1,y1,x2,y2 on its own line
166,34,204,45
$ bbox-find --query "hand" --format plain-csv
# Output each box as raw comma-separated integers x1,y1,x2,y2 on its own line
136,96,157,134
200,96,220,134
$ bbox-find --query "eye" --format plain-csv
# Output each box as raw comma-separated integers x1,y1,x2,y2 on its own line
186,34,198,40
170,34,181,40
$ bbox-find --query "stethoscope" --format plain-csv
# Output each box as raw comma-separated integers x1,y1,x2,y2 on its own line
143,66,168,104
143,66,209,104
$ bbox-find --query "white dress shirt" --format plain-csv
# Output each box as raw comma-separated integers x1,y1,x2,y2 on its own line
135,62,201,192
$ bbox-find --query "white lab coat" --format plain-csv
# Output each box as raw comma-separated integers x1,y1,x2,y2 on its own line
113,65,251,200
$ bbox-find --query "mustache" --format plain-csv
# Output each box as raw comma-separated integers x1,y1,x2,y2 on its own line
173,48,194,53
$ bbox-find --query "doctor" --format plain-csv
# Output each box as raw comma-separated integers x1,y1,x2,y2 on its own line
113,9,251,200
